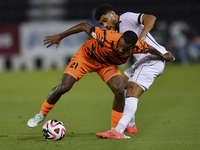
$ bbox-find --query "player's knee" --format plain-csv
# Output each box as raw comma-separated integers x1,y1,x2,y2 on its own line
114,85,124,97
107,76,124,97
126,83,144,98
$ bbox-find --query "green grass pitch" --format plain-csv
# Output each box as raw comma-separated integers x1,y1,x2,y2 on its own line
0,63,200,150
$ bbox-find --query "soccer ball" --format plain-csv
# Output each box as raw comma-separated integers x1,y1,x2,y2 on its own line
42,119,66,141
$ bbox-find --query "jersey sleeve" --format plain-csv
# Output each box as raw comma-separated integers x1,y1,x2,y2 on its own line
89,26,105,39
131,41,149,54
120,12,144,26
137,13,143,24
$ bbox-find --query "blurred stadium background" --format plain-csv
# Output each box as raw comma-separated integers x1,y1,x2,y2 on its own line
1,1,200,149
0,0,200,71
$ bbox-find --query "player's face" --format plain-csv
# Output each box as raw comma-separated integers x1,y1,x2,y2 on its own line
98,11,118,31
117,38,134,55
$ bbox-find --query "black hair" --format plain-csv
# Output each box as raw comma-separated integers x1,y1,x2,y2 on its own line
94,4,115,21
121,31,138,45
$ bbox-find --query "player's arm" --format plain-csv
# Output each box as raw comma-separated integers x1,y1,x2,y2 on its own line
43,22,93,50
138,14,156,41
133,41,175,62
149,46,175,62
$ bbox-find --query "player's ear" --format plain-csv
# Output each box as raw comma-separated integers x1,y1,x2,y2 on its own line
110,11,116,16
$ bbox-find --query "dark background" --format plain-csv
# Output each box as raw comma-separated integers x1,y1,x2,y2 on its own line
0,0,200,64
0,0,199,27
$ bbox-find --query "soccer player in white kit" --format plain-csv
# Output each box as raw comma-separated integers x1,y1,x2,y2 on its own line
94,4,174,139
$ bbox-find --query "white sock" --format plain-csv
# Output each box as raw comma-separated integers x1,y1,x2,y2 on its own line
127,116,135,127
115,97,138,133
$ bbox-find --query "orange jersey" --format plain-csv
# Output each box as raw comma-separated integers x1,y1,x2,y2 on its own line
78,26,149,66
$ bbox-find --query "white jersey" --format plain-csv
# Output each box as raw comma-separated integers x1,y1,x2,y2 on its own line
119,12,166,91
119,12,167,61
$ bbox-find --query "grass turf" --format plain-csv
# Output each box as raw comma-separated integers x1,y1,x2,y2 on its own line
0,63,200,150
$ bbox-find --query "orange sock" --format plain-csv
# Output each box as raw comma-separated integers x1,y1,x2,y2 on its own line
41,100,55,115
111,109,123,128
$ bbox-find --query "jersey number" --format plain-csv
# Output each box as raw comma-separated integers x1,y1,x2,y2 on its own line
70,62,79,69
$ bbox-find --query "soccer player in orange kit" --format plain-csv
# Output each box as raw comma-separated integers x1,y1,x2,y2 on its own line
27,22,174,138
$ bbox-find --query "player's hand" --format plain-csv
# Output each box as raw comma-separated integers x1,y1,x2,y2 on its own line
163,52,175,62
43,34,62,50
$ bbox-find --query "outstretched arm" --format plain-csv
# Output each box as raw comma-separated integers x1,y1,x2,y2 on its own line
149,46,175,62
138,14,156,41
43,22,93,50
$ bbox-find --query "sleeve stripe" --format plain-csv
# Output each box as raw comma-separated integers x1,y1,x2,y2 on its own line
146,34,161,48
137,13,143,24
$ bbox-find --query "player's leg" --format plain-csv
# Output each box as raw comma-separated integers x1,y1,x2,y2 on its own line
45,74,76,104
27,54,86,128
40,73,76,114
98,66,125,128
96,80,144,138
107,74,125,128
124,59,165,134
27,73,76,128
96,60,165,138
116,81,144,134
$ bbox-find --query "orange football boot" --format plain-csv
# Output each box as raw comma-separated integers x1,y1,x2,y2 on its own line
125,125,137,134
96,129,130,139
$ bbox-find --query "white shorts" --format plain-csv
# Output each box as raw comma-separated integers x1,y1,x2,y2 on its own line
124,56,165,91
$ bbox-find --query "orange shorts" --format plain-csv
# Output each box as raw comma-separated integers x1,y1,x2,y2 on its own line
63,51,121,83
